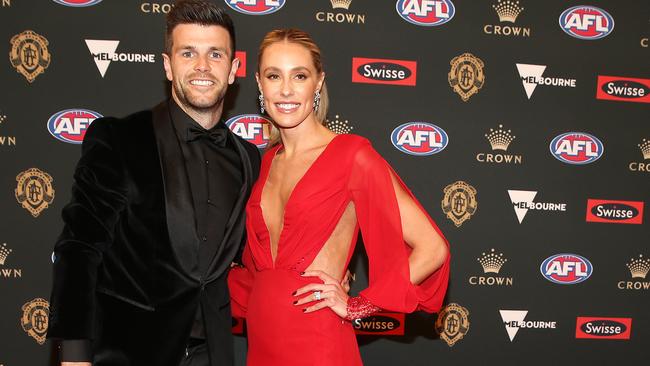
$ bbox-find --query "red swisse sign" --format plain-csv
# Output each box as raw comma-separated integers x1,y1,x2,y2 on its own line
353,312,405,335
576,317,632,339
352,57,417,86
586,199,644,224
596,76,650,103
235,51,246,78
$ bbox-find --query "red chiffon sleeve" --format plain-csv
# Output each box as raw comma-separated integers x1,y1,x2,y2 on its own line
349,140,450,313
227,244,255,318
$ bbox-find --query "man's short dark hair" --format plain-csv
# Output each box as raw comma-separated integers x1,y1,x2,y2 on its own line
165,0,236,57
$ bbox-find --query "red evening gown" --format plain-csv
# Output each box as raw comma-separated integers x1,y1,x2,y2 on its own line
228,134,450,365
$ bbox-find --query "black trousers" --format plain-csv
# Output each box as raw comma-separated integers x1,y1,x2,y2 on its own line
178,339,209,366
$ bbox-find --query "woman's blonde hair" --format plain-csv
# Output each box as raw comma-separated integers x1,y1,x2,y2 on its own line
258,29,329,147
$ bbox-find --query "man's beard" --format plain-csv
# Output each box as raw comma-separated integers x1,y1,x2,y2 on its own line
173,77,227,113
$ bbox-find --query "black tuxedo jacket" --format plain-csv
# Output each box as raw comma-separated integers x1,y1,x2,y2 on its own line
47,101,261,366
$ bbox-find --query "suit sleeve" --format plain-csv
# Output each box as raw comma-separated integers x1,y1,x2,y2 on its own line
349,140,450,313
47,118,129,340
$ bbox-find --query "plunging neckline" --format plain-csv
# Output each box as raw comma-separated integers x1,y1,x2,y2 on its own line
259,134,342,267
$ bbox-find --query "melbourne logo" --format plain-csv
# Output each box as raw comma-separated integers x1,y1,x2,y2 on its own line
326,114,354,135
448,53,485,101
21,298,49,345
391,122,448,156
0,110,16,147
0,243,21,279
596,76,650,104
550,132,603,165
52,0,102,6
353,313,405,335
618,255,649,291
468,248,513,286
15,168,55,217
516,63,576,99
224,0,285,15
484,0,531,38
47,109,102,144
559,6,614,40
352,57,417,86
435,303,469,347
396,0,455,27
316,0,365,24
9,30,51,83
576,317,632,340
541,254,592,285
476,124,522,164
500,310,556,341
629,138,650,173
226,114,271,148
442,181,478,227
85,39,156,78
507,190,566,224
586,199,644,225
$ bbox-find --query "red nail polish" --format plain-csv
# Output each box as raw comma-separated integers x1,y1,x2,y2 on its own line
292,291,297,296
302,308,306,313
293,300,297,305
300,272,305,275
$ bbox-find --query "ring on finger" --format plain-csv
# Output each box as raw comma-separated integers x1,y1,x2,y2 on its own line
314,291,322,301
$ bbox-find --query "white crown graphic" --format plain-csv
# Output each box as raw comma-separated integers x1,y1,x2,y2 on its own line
627,254,650,279
0,243,12,265
493,0,524,23
638,139,650,160
478,249,507,274
330,0,352,10
326,114,354,135
485,125,516,151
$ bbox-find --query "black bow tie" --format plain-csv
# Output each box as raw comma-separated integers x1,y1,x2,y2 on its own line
185,126,228,147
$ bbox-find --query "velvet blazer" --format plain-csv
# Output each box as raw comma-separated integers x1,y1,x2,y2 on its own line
47,101,261,366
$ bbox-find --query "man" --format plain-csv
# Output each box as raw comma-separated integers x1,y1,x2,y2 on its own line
47,1,260,365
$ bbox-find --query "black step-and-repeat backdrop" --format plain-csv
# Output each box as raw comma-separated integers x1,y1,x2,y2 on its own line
1,1,649,365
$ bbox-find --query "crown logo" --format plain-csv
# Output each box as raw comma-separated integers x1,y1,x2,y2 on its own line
0,243,12,265
638,139,650,160
627,254,650,279
485,124,516,151
478,248,507,274
326,114,354,134
330,0,352,10
493,0,523,23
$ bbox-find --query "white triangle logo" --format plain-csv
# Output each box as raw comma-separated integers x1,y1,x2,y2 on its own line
85,39,120,78
508,190,537,224
500,310,528,342
516,63,546,99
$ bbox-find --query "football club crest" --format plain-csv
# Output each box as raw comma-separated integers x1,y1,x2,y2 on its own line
442,181,478,227
9,30,51,83
15,168,55,217
21,298,49,345
448,53,485,101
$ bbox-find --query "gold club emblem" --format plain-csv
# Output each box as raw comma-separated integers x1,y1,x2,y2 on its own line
15,168,55,217
435,303,470,347
448,53,485,102
21,298,49,345
9,30,51,83
442,181,478,227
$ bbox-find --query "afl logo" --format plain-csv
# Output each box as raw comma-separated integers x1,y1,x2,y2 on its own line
52,0,103,6
47,109,102,144
391,122,448,156
396,0,455,27
550,132,603,165
226,114,272,148
541,254,593,285
224,0,285,15
559,6,614,40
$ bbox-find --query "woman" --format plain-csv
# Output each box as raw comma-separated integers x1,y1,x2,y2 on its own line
228,29,450,365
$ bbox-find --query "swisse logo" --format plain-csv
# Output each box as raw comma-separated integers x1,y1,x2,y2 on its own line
225,114,271,148
353,313,404,335
596,76,650,104
541,254,593,285
391,122,448,156
560,6,614,40
352,57,417,86
53,0,102,6
576,317,632,340
396,0,455,27
47,109,102,144
224,0,285,15
586,199,644,225
550,132,603,165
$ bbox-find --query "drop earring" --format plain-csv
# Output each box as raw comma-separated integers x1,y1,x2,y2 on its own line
313,90,321,112
259,93,265,114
